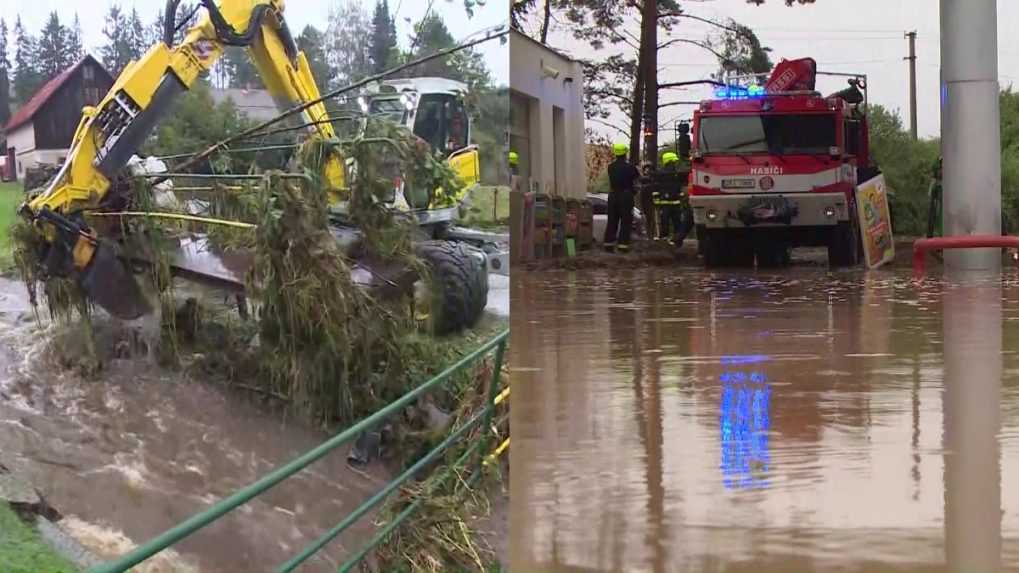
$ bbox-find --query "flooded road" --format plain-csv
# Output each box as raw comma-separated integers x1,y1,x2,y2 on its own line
510,267,1019,572
0,277,385,572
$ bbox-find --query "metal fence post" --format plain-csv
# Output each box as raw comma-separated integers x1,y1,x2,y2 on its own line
475,337,507,478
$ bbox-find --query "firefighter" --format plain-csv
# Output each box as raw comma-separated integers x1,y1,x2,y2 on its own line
509,151,519,177
605,143,640,252
654,152,694,247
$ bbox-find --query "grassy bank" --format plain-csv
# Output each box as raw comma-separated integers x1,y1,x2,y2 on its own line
0,182,22,270
0,503,78,573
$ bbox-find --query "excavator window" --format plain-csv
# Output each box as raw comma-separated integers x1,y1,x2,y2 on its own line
413,94,469,156
368,98,407,124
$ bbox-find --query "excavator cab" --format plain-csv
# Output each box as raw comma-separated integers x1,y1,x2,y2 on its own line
361,78,480,212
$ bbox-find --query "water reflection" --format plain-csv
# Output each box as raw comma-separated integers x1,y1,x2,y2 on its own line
943,275,1001,572
510,268,1017,572
719,368,771,490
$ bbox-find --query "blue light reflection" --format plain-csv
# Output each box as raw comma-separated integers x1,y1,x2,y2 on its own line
719,369,771,490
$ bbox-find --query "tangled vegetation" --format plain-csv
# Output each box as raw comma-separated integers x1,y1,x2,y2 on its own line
8,118,475,425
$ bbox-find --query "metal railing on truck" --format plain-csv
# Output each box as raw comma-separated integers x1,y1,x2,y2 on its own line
88,329,510,573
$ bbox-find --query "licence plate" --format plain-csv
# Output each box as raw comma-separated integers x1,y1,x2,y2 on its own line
722,178,755,189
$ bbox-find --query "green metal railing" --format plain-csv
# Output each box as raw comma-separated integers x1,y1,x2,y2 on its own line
88,329,509,573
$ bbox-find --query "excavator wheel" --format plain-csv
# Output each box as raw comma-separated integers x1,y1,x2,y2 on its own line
415,240,488,335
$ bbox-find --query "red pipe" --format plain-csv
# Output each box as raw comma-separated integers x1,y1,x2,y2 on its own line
913,235,1019,275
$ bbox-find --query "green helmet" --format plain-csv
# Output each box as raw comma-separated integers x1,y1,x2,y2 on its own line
613,142,628,157
662,152,679,166
509,151,519,166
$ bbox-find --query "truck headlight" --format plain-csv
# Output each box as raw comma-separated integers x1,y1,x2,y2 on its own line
707,209,719,222
824,205,837,218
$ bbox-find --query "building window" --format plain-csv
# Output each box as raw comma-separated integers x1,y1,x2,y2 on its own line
85,87,101,105
83,65,94,81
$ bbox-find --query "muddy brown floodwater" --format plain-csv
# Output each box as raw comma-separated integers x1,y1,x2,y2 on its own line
510,266,1019,572
0,277,386,573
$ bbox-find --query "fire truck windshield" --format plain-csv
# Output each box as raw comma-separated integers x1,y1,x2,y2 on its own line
698,114,836,156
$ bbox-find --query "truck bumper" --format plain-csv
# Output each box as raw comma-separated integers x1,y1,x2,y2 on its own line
691,192,850,229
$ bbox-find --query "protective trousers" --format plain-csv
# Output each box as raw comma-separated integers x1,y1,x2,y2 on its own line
604,190,635,249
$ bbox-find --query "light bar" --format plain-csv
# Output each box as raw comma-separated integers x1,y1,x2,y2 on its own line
714,84,766,100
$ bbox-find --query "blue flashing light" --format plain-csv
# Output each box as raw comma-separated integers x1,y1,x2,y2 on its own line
714,85,766,100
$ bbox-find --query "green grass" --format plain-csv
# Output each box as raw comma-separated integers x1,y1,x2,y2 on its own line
0,503,78,573
0,182,24,270
461,186,509,230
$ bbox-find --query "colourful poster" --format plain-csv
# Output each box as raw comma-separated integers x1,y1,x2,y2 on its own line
856,174,895,269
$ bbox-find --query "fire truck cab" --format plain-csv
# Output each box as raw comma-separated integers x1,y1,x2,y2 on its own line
689,58,873,267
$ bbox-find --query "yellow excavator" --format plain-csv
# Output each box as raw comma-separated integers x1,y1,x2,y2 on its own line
19,0,491,332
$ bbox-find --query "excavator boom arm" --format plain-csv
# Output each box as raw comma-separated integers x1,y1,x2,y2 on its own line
26,0,343,219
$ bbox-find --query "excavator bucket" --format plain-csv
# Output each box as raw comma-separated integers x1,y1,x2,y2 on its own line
77,239,152,320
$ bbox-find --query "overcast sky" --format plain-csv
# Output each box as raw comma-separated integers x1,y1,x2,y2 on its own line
519,0,1019,141
5,0,508,86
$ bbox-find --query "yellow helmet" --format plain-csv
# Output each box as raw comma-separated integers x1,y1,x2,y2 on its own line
661,151,679,166
613,143,628,157
509,151,519,166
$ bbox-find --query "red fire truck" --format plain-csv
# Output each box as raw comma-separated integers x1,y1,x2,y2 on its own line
689,58,877,267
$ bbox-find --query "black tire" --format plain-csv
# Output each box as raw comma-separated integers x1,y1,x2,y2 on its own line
703,229,754,268
415,240,488,335
828,220,860,267
755,237,790,268
702,229,725,267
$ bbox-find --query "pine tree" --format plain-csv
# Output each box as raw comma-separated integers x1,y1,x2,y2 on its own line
67,14,84,63
0,18,11,129
37,12,70,80
298,26,332,87
12,16,43,104
224,47,260,89
408,14,491,89
325,1,373,87
369,0,397,74
128,7,148,59
100,5,139,75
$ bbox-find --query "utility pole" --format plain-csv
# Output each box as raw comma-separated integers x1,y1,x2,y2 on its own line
905,30,918,140
941,0,1001,271
641,0,658,167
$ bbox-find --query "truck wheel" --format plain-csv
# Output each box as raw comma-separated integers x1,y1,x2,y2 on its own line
828,221,860,267
415,241,488,335
755,239,790,268
703,229,754,267
702,229,725,267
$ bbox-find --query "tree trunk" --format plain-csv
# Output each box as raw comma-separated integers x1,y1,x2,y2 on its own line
628,66,644,165
629,15,646,166
642,0,658,167
540,0,552,43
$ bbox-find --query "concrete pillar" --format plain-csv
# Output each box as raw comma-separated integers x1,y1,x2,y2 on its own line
940,0,1001,271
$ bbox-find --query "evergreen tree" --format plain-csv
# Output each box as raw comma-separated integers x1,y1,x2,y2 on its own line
298,26,332,87
407,14,491,89
37,12,70,80
325,0,373,87
369,0,397,74
67,14,84,63
224,47,261,89
0,18,10,129
12,16,43,104
100,4,139,74
128,7,148,59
